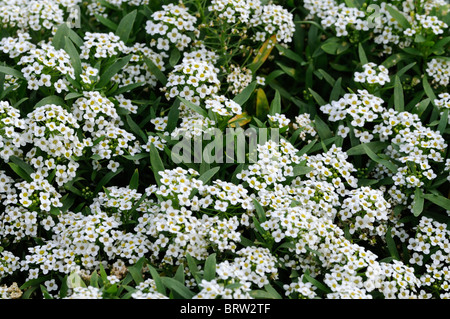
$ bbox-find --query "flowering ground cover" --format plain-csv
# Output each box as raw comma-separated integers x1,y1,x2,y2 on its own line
0,0,449,300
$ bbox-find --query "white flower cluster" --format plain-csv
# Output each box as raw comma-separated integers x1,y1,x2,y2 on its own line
205,95,242,117
408,216,450,298
292,113,317,142
163,57,220,105
237,139,302,189
338,186,393,243
268,113,290,128
226,64,253,95
18,42,75,91
0,0,66,33
321,89,386,143
145,3,198,52
373,109,447,189
426,58,450,87
0,250,20,280
0,101,26,162
354,63,390,86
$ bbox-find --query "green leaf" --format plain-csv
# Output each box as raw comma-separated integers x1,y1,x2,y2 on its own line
269,90,281,116
8,162,32,182
293,165,314,176
385,4,411,29
233,81,257,106
116,10,137,43
128,257,146,285
148,265,166,295
423,75,437,106
347,141,389,156
129,169,139,190
358,43,368,65
394,76,404,112
94,167,124,194
252,199,267,222
144,57,167,86
412,188,424,217
437,108,448,134
314,114,332,140
94,13,118,31
149,142,165,186
35,95,66,108
275,44,305,64
362,144,398,173
64,37,82,79
166,99,180,132
186,254,201,285
423,193,450,211
178,97,208,118
9,155,34,176
303,272,331,294
161,277,194,299
0,65,25,80
249,290,277,299
321,37,350,55
309,88,327,106
126,114,147,142
64,92,84,101
256,88,270,119
113,81,145,95
169,47,181,67
386,227,400,260
97,55,132,88
264,284,282,299
204,253,217,281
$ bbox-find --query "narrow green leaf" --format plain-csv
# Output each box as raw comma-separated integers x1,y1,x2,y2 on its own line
394,76,404,112
303,272,331,293
204,253,217,281
128,257,146,285
385,4,411,29
94,13,118,31
358,43,368,65
178,97,208,118
249,290,277,299
116,10,137,43
233,81,257,106
64,37,82,78
269,90,281,115
437,109,448,134
144,57,167,86
314,114,332,140
412,188,424,217
8,162,32,182
423,193,450,211
386,227,400,260
9,155,34,176
148,265,166,295
309,88,327,106
160,277,194,299
0,66,24,80
166,99,180,132
35,95,66,108
264,284,282,299
169,47,181,67
97,55,132,88
149,142,165,186
186,254,201,284
362,144,398,173
252,199,267,222
130,169,139,190
347,141,389,156
94,167,124,194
